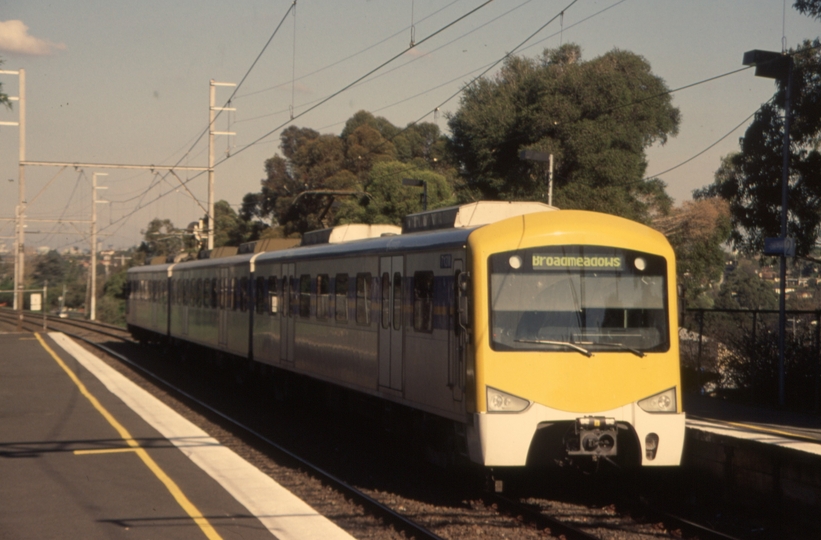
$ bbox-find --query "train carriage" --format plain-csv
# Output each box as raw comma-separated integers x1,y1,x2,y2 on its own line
127,202,685,471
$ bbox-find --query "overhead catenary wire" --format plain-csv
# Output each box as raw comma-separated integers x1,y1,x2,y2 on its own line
99,3,821,244
97,0,500,237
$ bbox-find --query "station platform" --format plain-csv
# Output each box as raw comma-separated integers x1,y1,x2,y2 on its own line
0,331,354,540
681,393,821,516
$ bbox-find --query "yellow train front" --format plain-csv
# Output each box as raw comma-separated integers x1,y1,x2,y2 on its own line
464,209,684,469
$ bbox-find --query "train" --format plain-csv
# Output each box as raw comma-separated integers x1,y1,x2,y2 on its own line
127,201,685,473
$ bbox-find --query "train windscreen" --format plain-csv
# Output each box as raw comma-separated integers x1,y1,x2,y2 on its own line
489,246,669,354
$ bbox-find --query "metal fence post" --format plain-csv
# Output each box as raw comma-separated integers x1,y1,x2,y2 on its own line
697,309,705,395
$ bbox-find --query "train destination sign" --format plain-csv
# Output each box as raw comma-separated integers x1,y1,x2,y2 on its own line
531,254,624,271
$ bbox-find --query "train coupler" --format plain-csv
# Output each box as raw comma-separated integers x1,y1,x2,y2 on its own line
566,416,617,459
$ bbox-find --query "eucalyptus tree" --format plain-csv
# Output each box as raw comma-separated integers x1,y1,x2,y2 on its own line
447,43,681,223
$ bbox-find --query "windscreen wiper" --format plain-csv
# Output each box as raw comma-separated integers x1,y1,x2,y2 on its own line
515,339,593,357
590,342,646,357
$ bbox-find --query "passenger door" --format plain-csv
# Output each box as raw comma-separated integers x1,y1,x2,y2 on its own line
280,263,295,364
449,259,465,401
378,256,404,391
218,272,229,347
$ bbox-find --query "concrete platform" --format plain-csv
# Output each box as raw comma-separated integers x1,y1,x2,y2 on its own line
0,332,354,540
682,393,821,516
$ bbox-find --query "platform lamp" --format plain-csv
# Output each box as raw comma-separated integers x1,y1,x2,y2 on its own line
742,49,793,407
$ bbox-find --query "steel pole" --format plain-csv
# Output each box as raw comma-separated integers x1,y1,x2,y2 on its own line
208,80,215,251
777,58,793,407
16,68,25,330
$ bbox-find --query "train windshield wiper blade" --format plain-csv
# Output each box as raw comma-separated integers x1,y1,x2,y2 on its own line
515,339,592,357
591,341,646,357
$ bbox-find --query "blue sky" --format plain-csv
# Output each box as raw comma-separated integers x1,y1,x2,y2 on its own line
0,0,818,251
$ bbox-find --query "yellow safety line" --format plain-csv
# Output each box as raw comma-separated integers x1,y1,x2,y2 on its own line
75,448,139,456
692,414,820,443
34,333,223,540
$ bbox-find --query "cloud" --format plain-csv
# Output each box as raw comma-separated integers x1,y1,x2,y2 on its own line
0,20,66,56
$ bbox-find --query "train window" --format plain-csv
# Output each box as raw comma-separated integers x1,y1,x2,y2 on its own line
228,278,235,310
202,279,209,308
413,271,435,332
381,272,390,329
335,274,348,322
288,276,299,317
299,275,311,318
240,277,249,312
356,273,371,325
255,277,265,314
317,274,330,320
393,272,402,331
283,276,291,317
267,276,278,315
210,278,218,308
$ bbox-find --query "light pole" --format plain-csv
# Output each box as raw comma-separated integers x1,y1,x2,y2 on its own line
403,178,428,211
519,149,554,205
743,49,793,407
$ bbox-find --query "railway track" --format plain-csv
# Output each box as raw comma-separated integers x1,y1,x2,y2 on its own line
0,309,755,539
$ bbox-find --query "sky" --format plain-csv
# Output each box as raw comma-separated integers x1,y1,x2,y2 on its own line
0,0,818,253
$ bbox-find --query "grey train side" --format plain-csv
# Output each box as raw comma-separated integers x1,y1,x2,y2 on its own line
127,227,472,424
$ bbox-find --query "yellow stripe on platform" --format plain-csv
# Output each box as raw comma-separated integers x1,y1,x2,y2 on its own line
75,448,139,456
34,333,223,540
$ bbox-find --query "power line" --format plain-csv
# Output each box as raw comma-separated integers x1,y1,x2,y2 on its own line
97,0,500,236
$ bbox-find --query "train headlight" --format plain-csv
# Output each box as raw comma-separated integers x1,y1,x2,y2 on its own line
486,387,530,413
637,388,677,413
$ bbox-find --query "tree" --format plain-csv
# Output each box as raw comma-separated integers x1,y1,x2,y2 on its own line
653,198,732,308
695,40,821,258
716,261,778,311
334,161,455,226
0,57,10,110
258,111,457,235
794,0,821,19
447,44,680,223
138,218,192,260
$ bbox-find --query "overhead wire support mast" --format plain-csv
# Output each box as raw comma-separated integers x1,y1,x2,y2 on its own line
90,172,109,321
209,80,236,251
0,68,24,326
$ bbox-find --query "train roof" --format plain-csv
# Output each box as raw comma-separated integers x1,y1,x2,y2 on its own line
128,201,558,275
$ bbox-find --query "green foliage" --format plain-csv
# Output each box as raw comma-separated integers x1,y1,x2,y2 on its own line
715,261,778,311
259,111,456,235
30,250,87,310
334,161,456,225
696,40,821,257
794,0,821,19
0,57,10,110
653,198,732,308
446,44,680,223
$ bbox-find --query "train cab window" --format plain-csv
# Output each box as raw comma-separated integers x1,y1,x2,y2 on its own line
299,275,311,318
393,272,402,331
240,277,249,312
335,274,348,322
413,271,435,332
381,272,391,329
356,273,372,326
268,276,278,315
317,274,330,320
